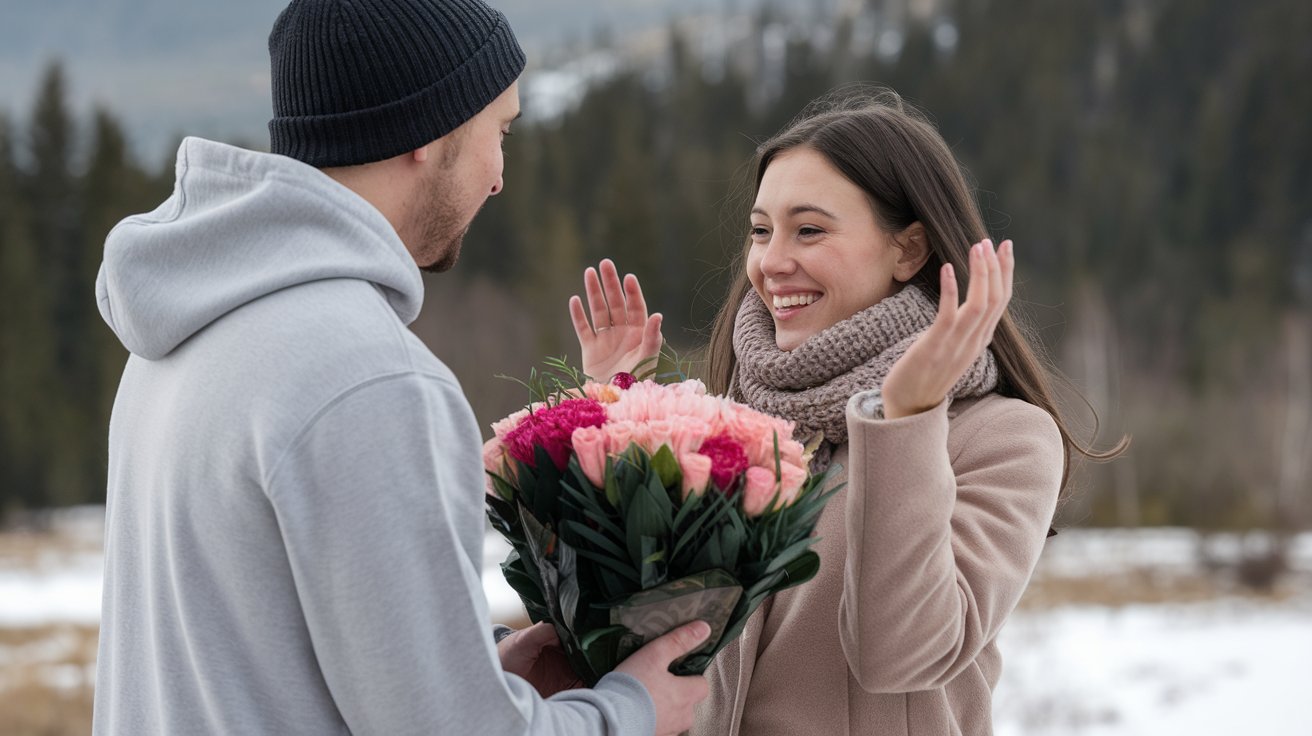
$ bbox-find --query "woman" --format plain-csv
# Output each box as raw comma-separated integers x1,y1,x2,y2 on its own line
568,90,1114,735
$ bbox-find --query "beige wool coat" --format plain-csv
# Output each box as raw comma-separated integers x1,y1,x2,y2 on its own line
691,392,1064,736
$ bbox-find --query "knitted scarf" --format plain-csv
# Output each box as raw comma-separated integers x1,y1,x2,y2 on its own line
732,285,999,469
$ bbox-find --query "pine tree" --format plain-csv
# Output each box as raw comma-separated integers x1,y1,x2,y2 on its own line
0,113,58,513
77,108,145,504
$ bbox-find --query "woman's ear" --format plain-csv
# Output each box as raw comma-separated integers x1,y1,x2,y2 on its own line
892,222,932,282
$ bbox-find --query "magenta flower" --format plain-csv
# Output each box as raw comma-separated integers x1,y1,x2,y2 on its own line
503,398,608,471
611,372,637,390
697,434,749,492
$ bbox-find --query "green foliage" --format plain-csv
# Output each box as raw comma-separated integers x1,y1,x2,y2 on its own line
0,63,170,517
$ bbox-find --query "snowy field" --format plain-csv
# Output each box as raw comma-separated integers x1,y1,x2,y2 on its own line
2,507,1311,735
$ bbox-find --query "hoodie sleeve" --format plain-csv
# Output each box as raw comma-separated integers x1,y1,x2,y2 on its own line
265,371,655,736
837,394,1063,693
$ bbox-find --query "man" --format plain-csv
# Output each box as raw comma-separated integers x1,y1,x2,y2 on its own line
92,0,709,734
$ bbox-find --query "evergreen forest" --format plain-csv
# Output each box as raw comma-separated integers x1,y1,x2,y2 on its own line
1,0,1309,531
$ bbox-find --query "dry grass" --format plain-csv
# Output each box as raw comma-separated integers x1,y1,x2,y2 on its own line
0,520,101,570
0,624,97,736
1016,568,1308,610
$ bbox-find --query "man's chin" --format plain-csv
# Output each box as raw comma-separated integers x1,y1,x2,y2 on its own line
420,255,457,274
419,235,466,274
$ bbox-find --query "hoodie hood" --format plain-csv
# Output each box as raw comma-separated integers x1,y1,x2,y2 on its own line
97,137,423,360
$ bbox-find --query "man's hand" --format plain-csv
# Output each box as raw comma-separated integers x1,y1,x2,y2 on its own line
616,621,712,736
496,622,585,698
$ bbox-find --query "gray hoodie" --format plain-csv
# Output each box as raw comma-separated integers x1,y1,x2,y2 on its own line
93,137,655,735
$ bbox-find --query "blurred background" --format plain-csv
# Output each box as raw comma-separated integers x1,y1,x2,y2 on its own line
1,0,1309,733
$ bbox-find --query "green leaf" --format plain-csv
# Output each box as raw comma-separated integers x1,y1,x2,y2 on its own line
650,445,682,489
766,550,821,595
640,535,666,588
671,493,701,530
624,472,673,566
559,476,625,539
485,492,520,538
717,518,744,572
764,536,818,574
604,455,621,507
563,519,627,559
573,547,641,584
672,492,734,563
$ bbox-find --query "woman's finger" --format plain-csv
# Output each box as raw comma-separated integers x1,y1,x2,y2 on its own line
972,239,1009,349
640,313,664,361
964,240,1001,346
932,262,959,333
964,239,1014,353
986,239,1004,313
584,266,609,329
569,295,593,341
960,240,991,333
624,273,649,331
599,259,626,329
999,240,1015,306
624,273,648,325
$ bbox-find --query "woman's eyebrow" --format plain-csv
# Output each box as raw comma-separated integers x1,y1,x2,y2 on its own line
751,203,838,219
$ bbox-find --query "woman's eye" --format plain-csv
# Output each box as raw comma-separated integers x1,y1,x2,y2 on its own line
798,226,824,237
750,226,770,238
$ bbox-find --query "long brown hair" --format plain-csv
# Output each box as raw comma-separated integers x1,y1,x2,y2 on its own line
705,89,1126,490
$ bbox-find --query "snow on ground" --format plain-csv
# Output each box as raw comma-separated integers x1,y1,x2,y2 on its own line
4,509,1311,734
995,598,1312,735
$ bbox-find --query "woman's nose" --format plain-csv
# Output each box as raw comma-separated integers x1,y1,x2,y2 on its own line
758,236,796,276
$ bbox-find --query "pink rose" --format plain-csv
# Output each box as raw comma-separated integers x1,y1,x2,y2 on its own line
746,432,806,471
482,437,508,496
678,452,713,501
717,406,792,467
673,379,708,396
629,424,653,456
604,421,635,455
644,419,674,454
670,418,711,457
779,438,805,468
571,426,608,488
491,407,532,441
777,461,808,507
741,466,779,517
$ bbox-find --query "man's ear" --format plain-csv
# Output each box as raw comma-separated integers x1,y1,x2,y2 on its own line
893,222,932,282
412,145,429,163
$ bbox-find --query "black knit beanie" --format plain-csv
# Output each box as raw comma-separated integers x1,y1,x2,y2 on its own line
268,0,525,167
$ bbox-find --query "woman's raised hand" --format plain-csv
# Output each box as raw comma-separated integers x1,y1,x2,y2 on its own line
569,259,664,382
881,239,1014,420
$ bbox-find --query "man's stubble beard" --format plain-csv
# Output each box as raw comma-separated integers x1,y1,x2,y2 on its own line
415,165,477,275
416,128,498,275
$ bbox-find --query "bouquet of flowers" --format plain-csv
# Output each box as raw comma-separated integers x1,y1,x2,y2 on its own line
483,358,839,685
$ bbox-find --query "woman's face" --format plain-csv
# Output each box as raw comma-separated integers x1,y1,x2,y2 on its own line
747,146,904,351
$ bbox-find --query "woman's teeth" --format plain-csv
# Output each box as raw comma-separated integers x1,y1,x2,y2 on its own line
773,293,820,309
